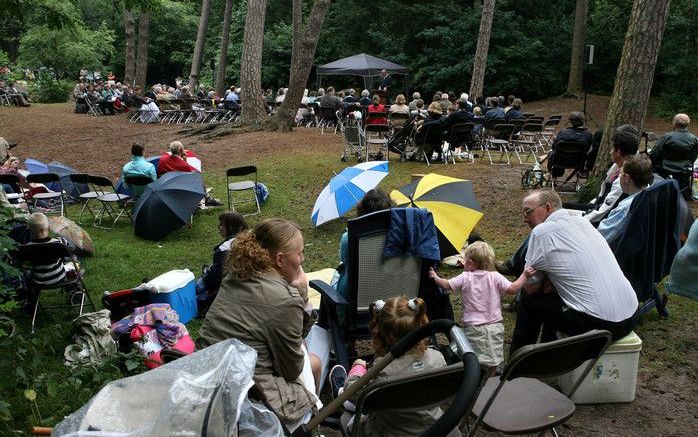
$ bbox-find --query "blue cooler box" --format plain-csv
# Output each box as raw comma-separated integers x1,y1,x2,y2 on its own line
147,269,197,324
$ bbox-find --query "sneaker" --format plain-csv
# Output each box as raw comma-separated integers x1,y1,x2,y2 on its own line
204,197,224,207
329,364,347,399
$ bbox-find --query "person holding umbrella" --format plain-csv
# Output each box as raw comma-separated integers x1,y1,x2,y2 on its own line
157,141,223,207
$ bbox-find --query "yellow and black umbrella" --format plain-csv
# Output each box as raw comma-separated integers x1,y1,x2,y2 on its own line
391,173,483,258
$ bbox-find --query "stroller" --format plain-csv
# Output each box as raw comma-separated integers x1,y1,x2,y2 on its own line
387,115,421,162
521,158,552,189
51,320,482,437
340,113,366,162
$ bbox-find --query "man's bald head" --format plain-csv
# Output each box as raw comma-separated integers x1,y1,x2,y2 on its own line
673,113,690,129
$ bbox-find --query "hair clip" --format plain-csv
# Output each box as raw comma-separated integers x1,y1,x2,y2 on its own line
407,298,417,311
373,299,385,312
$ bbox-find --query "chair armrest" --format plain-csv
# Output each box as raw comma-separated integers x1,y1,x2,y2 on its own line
309,279,348,305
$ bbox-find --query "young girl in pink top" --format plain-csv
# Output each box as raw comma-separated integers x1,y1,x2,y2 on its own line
429,241,535,374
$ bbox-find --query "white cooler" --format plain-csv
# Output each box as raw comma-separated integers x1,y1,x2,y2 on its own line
559,331,642,404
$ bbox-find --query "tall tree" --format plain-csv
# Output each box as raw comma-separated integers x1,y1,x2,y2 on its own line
215,0,235,96
123,8,136,87
238,0,268,124
271,0,331,131
469,0,495,99
564,0,589,97
134,10,150,89
189,0,212,92
590,0,672,180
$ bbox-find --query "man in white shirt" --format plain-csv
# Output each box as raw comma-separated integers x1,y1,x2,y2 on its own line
510,189,639,353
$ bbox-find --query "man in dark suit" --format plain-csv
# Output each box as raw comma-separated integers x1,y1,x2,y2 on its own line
378,69,391,92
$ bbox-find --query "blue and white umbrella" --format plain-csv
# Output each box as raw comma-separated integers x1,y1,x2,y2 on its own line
311,161,389,227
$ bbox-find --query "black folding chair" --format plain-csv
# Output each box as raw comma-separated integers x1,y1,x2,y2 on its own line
548,140,590,193
0,173,25,204
467,330,613,437
15,241,97,333
26,173,66,217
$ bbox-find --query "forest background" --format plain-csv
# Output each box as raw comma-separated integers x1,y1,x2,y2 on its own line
0,0,696,117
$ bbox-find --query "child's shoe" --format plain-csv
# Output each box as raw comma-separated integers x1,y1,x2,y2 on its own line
329,364,347,399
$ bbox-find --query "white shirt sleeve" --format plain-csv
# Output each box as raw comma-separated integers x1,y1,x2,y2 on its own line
525,229,548,271
584,177,623,223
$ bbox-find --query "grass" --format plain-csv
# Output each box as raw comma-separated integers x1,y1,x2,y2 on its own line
0,136,696,434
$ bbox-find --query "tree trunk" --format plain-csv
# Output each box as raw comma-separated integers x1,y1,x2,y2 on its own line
238,0,268,124
271,0,331,132
590,0,672,179
215,0,235,96
123,9,136,88
189,0,212,92
134,11,150,90
469,0,495,99
564,0,589,97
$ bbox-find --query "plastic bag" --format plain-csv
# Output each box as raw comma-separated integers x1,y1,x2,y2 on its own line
255,182,269,205
52,339,283,437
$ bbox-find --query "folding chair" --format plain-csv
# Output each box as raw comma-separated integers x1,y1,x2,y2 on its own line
540,116,563,147
364,124,391,161
335,321,488,437
89,175,133,228
67,173,101,225
513,122,546,162
0,173,26,204
26,173,66,217
310,209,425,369
448,122,475,163
415,124,446,165
482,123,515,165
654,144,696,200
15,241,97,333
124,175,154,199
226,165,260,216
85,98,102,116
466,330,613,437
318,106,338,134
340,119,366,162
548,140,590,193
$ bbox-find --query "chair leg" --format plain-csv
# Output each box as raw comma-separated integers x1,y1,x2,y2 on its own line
30,293,41,334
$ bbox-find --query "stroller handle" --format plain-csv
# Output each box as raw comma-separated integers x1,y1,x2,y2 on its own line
389,319,455,358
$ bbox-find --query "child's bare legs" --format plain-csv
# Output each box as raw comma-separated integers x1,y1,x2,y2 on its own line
310,353,322,394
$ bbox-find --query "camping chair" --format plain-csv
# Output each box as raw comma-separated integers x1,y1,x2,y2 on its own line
548,140,590,193
482,123,515,165
226,165,260,216
26,173,66,217
334,321,488,437
68,173,100,225
466,330,613,437
448,122,475,163
89,175,133,229
610,180,685,319
364,124,391,161
0,173,25,204
309,209,425,369
15,241,97,333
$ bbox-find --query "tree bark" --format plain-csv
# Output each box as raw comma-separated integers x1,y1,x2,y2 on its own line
134,11,150,90
270,0,332,132
189,0,212,92
590,0,672,179
123,9,136,88
469,0,495,99
215,0,235,96
238,0,268,124
564,0,588,97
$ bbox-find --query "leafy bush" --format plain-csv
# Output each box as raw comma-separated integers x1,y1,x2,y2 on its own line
29,73,74,103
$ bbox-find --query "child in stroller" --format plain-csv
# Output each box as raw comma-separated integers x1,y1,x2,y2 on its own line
329,296,461,437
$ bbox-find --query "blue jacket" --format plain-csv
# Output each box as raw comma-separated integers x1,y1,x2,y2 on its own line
383,208,441,262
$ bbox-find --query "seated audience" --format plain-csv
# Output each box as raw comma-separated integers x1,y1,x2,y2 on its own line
0,156,29,193
408,92,421,111
483,96,505,124
366,95,387,126
504,98,524,122
410,99,427,119
122,144,156,196
25,213,78,293
197,219,329,430
439,93,451,113
196,211,248,313
649,113,698,195
504,94,516,113
139,97,160,123
389,94,410,115
597,154,654,243
546,111,593,177
358,89,371,107
157,141,223,206
320,86,342,111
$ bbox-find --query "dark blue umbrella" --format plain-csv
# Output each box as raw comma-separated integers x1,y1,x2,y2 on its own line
132,171,205,241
